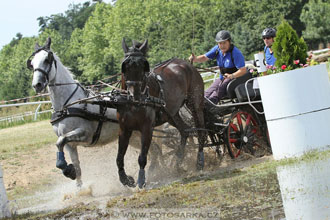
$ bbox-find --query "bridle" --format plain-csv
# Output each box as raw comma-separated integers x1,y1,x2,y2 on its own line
27,48,83,111
27,48,57,84
121,51,150,92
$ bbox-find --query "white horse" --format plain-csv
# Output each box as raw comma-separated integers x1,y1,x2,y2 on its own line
29,38,162,187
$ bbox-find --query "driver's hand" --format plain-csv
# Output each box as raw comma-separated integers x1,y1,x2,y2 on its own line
224,73,234,79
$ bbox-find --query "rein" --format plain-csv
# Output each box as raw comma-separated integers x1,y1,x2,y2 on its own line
49,82,79,86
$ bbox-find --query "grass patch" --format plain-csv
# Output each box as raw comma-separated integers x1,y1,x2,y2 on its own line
0,120,57,161
0,101,51,129
105,167,283,219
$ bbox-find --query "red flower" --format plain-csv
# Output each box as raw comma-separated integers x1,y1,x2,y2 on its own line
281,65,287,70
294,60,300,65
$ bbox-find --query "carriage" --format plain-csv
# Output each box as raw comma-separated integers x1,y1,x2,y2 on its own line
200,68,271,159
28,37,271,188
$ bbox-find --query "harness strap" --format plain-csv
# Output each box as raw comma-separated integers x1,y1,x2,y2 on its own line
63,84,80,107
91,104,107,145
51,107,117,145
50,107,116,125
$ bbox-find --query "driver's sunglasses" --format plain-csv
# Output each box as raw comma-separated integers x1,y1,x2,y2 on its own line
263,37,272,40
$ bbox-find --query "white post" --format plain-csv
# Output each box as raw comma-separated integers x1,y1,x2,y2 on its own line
0,165,11,218
34,103,42,121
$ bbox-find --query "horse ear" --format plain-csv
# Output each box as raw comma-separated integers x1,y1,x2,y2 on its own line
45,37,51,50
35,42,41,51
122,38,129,53
48,52,54,61
139,39,148,55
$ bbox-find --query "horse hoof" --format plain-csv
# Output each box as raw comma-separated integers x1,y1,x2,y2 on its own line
125,176,136,187
137,169,146,189
120,175,135,187
63,164,76,180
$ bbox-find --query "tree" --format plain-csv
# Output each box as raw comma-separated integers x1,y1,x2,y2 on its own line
37,1,96,40
9,33,23,47
0,38,36,100
300,0,330,49
79,2,113,82
272,20,308,70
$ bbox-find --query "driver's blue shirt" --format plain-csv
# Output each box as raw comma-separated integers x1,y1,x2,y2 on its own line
264,46,276,66
205,45,245,79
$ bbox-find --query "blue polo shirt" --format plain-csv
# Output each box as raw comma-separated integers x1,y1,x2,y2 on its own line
205,45,245,69
264,46,276,66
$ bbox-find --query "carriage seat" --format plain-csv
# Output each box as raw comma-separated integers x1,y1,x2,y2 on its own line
226,71,252,100
234,79,261,102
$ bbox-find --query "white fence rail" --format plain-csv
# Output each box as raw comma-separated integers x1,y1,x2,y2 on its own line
201,71,219,83
0,101,52,124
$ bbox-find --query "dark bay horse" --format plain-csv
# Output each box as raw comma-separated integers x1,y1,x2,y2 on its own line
117,39,206,188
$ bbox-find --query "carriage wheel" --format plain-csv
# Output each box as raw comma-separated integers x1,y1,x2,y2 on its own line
225,110,261,158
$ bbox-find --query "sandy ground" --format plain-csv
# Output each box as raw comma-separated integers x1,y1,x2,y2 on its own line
1,130,271,215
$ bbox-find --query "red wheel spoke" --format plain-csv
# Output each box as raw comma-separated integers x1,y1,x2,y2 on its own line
237,113,242,126
230,123,239,132
246,115,251,126
229,138,237,143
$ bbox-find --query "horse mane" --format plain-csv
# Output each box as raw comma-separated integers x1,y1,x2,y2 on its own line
52,53,76,81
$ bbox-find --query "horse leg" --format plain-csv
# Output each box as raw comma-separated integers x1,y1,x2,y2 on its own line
148,142,164,174
56,128,87,181
170,113,189,170
187,97,207,170
137,126,153,188
65,144,82,187
117,129,135,187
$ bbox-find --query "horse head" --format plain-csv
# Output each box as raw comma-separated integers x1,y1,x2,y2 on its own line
28,37,57,93
121,38,150,100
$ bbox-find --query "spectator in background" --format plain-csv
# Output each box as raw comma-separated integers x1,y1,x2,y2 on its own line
262,28,277,66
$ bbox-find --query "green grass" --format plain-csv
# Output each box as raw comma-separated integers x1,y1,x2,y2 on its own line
0,120,57,161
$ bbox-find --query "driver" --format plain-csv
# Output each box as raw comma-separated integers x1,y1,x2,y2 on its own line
189,30,246,104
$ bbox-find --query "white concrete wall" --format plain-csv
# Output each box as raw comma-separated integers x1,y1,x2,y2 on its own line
0,165,11,218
